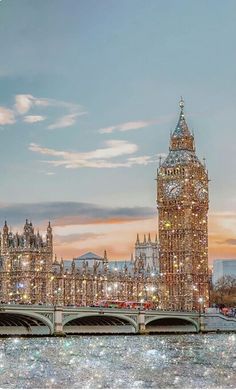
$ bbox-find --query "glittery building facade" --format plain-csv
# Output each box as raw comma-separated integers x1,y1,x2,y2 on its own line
0,220,158,305
157,99,210,311
0,220,53,303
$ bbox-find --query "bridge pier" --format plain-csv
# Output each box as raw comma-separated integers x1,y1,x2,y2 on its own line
53,306,65,336
199,314,205,332
138,311,148,334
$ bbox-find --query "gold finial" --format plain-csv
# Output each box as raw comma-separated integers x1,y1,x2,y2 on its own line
179,96,184,110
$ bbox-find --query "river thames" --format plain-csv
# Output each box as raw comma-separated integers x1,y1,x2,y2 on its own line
0,334,235,388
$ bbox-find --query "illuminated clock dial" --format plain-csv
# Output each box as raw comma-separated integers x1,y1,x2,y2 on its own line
164,181,182,198
195,181,208,200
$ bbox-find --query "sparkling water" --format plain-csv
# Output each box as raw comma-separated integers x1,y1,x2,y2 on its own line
0,334,235,388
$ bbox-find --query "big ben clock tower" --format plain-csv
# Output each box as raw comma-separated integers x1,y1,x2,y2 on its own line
157,99,209,311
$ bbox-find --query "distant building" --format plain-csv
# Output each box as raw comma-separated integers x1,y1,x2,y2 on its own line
52,250,158,306
135,233,159,272
213,259,236,284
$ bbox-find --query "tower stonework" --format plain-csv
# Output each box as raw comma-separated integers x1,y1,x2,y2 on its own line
157,99,209,311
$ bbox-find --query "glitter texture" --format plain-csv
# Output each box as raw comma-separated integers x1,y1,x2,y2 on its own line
0,334,235,388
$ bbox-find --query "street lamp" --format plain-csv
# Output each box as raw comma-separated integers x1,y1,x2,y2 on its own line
198,297,204,314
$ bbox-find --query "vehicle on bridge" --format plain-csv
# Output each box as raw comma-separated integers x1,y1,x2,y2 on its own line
95,300,155,310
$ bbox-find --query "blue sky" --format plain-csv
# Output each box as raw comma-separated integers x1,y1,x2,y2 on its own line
0,0,236,260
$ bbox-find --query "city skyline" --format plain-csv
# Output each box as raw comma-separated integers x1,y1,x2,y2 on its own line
0,1,236,262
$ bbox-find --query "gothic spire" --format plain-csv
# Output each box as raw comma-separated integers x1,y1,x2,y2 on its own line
103,249,108,263
3,220,8,234
170,98,195,152
47,221,52,232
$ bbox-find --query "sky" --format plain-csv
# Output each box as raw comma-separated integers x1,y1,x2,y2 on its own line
0,0,236,262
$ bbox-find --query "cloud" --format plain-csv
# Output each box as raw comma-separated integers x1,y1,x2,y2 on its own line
219,238,236,246
29,140,157,169
53,218,158,260
14,94,86,129
99,120,154,134
0,201,157,259
0,201,155,227
48,112,86,130
14,94,60,114
208,212,236,262
54,233,104,245
23,115,46,123
98,114,176,135
0,107,15,125
15,94,34,114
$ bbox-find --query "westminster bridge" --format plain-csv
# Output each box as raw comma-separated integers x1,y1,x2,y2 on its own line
0,305,236,336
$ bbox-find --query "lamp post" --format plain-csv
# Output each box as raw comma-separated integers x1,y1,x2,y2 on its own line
198,297,204,315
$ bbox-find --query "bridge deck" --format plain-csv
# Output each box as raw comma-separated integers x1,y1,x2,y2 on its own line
0,305,235,335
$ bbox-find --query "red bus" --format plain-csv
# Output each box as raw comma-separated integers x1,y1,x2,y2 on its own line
95,300,155,310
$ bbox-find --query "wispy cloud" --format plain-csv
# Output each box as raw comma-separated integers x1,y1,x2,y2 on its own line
0,107,15,125
218,238,236,246
48,112,85,130
29,140,157,169
54,233,105,245
15,94,87,130
99,120,154,134
0,93,87,129
98,114,176,134
23,115,46,123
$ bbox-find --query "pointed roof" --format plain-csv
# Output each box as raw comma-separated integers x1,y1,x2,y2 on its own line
172,98,191,138
3,220,8,233
75,252,103,261
170,98,195,152
103,249,108,262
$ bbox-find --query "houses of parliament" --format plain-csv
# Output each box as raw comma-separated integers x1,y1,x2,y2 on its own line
0,99,210,311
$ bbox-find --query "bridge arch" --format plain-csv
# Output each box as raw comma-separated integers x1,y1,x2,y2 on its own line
0,310,54,335
63,313,138,334
145,316,199,333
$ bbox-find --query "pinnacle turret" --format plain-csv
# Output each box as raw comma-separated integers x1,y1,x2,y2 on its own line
47,221,52,233
103,249,108,263
3,220,8,235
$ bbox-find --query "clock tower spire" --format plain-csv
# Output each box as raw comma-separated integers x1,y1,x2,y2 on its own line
170,97,195,152
157,99,209,311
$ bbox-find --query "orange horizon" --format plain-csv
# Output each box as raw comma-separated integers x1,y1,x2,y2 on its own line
53,212,236,264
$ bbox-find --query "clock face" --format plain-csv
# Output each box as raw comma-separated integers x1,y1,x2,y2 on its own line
164,181,182,198
195,181,208,200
